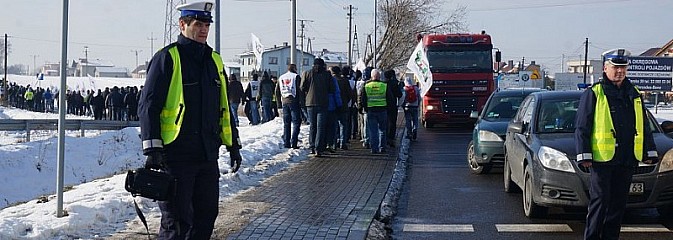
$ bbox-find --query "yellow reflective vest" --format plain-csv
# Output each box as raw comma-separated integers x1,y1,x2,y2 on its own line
160,46,233,146
590,84,644,162
365,81,387,107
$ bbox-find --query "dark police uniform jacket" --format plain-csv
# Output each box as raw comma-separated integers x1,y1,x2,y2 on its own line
574,76,656,167
139,34,241,162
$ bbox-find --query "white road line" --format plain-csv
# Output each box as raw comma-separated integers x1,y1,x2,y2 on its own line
403,224,474,232
621,224,671,232
496,224,573,232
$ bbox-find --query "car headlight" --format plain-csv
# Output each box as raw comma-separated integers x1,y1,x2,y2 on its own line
538,146,575,173
659,148,673,173
478,130,503,142
426,105,435,110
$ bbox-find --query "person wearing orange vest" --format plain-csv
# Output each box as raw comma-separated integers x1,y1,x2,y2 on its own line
575,48,658,240
138,2,242,239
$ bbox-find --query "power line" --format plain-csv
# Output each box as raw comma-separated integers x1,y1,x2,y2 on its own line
470,0,636,12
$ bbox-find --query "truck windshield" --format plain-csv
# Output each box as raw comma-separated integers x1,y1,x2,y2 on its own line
427,49,492,73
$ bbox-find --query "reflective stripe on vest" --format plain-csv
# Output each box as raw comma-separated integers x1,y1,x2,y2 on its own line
590,84,644,162
365,81,387,107
162,47,233,146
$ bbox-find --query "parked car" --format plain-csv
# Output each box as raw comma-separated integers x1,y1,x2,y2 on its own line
467,88,545,174
503,90,673,218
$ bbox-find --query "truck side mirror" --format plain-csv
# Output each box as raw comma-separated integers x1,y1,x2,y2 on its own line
495,51,502,63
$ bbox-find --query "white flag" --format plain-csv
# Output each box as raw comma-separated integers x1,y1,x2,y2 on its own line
406,41,433,97
251,33,264,70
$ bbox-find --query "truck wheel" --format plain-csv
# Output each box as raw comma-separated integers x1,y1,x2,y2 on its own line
423,120,433,128
468,141,491,174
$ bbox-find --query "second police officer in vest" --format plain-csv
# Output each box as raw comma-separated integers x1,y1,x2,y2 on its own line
575,48,658,240
138,1,243,239
359,69,395,154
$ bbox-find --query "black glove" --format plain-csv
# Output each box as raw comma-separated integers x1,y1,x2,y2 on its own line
144,149,167,170
229,148,242,173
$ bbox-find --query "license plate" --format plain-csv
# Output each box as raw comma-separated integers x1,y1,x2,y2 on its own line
629,183,644,195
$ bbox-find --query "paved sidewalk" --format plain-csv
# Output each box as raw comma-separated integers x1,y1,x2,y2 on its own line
223,129,402,239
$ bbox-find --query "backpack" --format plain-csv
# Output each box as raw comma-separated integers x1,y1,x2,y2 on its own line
404,86,417,103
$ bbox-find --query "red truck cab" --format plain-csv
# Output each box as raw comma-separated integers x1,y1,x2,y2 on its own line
420,33,499,127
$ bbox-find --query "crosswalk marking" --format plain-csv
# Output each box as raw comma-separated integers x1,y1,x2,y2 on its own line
403,223,672,233
404,224,474,232
621,224,671,232
496,224,573,232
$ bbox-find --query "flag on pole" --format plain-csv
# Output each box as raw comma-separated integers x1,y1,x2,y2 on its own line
406,41,433,97
251,33,264,71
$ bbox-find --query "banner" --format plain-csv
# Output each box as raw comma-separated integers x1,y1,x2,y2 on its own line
406,41,433,97
251,33,264,70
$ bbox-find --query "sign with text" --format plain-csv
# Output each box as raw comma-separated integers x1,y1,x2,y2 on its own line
626,56,673,91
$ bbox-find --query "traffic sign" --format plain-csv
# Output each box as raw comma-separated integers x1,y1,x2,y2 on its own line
519,71,531,82
531,69,541,79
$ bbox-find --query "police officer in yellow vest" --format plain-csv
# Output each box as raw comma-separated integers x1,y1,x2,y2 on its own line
138,1,242,239
575,48,658,240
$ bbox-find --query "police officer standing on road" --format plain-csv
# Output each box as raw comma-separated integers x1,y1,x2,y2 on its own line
575,48,658,240
138,1,243,239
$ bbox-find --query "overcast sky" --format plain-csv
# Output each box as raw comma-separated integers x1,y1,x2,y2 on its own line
1,0,671,74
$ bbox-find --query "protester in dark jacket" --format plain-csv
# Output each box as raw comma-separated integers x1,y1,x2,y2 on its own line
259,71,275,123
227,74,245,126
301,58,334,156
383,69,402,147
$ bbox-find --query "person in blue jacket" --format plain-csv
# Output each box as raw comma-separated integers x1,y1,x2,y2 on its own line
137,2,242,239
575,48,658,240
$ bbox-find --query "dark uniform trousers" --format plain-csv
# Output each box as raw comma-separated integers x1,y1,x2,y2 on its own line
158,160,220,240
585,164,635,240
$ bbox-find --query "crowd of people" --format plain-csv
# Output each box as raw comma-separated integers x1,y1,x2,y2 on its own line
234,58,421,156
3,82,141,121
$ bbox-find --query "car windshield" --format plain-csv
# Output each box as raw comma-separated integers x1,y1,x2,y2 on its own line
536,98,662,134
537,99,579,133
426,49,493,73
483,96,525,120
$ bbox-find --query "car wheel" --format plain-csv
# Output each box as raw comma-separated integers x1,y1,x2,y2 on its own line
503,152,519,193
468,141,491,174
657,205,673,219
523,165,548,218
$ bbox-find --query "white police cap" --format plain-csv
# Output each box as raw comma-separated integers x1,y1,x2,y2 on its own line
602,48,631,66
176,1,214,23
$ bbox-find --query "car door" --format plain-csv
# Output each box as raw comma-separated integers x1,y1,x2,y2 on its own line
510,96,536,185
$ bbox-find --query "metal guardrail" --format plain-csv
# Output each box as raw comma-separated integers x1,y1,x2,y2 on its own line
0,119,139,142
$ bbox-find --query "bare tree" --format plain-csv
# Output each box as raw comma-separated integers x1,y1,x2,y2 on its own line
368,0,467,71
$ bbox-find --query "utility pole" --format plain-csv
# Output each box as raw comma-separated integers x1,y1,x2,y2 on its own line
30,54,39,75
297,19,313,73
561,54,565,73
373,0,377,68
148,32,157,60
215,0,220,52
344,5,357,66
352,25,360,61
131,50,142,69
290,0,297,66
3,33,7,106
583,37,589,84
83,46,88,77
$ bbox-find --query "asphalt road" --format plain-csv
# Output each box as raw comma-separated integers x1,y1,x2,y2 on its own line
391,125,673,240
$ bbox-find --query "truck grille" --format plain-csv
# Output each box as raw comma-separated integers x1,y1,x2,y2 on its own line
440,97,477,114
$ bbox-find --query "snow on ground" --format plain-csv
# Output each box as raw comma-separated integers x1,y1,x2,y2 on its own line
2,75,673,239
0,106,309,239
